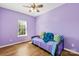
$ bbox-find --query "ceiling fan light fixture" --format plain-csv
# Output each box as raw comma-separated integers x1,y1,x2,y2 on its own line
24,3,43,12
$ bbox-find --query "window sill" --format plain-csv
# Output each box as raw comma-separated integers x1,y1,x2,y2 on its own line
18,35,27,37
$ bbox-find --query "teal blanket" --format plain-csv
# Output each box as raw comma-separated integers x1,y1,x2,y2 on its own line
43,32,54,43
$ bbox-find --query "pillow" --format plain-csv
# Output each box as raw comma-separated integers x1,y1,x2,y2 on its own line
54,34,61,42
43,32,54,43
40,32,46,39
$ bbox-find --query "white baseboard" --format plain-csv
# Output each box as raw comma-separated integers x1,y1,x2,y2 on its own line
0,40,30,48
64,48,79,55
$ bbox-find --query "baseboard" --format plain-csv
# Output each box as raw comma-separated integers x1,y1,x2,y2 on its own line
0,40,30,48
64,48,79,55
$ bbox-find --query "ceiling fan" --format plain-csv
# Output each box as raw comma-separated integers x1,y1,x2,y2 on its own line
23,3,43,12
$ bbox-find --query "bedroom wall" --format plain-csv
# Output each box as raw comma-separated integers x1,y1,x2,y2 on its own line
36,3,79,52
0,7,36,46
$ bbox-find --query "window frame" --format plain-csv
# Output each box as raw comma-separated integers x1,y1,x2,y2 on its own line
18,20,27,37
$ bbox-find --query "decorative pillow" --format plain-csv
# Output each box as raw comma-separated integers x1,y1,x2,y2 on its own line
40,32,46,39
43,32,54,43
54,34,61,42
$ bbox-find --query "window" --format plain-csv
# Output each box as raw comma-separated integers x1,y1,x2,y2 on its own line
18,20,27,36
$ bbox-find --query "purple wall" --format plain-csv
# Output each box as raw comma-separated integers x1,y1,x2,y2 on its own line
0,7,36,46
36,4,79,52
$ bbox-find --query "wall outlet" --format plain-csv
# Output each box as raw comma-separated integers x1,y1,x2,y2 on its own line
71,43,75,47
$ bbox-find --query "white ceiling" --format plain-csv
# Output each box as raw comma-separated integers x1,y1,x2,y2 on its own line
0,3,64,17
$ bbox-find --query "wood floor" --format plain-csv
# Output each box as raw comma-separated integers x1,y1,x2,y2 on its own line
0,42,79,56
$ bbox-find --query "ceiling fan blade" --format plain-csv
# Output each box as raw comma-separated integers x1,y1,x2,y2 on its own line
23,5,31,8
37,5,43,8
